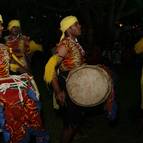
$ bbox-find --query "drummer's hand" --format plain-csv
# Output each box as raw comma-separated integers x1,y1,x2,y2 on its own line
55,90,65,106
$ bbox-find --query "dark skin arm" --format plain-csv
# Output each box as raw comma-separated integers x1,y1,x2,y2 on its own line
52,76,65,106
51,45,68,106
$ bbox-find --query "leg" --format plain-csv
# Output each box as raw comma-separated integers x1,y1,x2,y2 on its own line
60,127,78,143
59,97,84,143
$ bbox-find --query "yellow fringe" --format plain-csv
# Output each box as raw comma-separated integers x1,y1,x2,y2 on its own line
134,38,143,54
11,53,25,67
10,64,20,72
29,40,43,53
44,55,59,84
8,48,25,72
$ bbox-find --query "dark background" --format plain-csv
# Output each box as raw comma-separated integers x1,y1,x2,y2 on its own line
1,1,143,143
1,0,143,64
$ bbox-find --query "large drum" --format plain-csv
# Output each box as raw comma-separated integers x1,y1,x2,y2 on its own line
66,64,112,107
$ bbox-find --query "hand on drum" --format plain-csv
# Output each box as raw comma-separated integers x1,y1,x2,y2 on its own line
55,90,65,106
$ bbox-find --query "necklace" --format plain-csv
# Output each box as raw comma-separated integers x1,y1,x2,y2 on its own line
69,37,85,56
7,34,21,43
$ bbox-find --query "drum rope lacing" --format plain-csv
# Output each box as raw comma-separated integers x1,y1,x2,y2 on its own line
0,74,28,103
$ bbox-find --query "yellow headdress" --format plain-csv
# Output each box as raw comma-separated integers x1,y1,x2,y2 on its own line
0,14,3,23
60,15,78,41
8,19,21,31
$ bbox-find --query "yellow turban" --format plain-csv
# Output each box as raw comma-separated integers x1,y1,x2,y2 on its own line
60,15,78,41
8,20,21,31
0,14,3,23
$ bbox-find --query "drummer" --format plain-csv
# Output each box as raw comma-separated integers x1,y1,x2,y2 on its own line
0,14,49,143
44,15,86,143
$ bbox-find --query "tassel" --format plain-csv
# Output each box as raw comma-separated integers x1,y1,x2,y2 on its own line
44,55,59,84
29,40,43,53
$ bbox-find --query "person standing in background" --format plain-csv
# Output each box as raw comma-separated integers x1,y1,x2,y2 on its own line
5,19,43,74
44,15,86,143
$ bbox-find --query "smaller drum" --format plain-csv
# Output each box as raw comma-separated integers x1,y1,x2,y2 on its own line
0,73,48,143
66,64,112,107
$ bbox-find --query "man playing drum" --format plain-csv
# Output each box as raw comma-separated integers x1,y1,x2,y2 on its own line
44,15,86,143
0,14,49,143
44,15,117,143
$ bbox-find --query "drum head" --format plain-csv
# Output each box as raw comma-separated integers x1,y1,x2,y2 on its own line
66,65,112,107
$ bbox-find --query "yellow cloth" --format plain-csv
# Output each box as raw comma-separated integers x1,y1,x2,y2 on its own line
141,68,143,109
44,55,59,83
11,53,25,67
60,16,78,41
10,52,26,72
0,14,3,23
134,38,143,109
134,38,143,54
8,20,20,31
10,63,20,72
29,40,43,53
